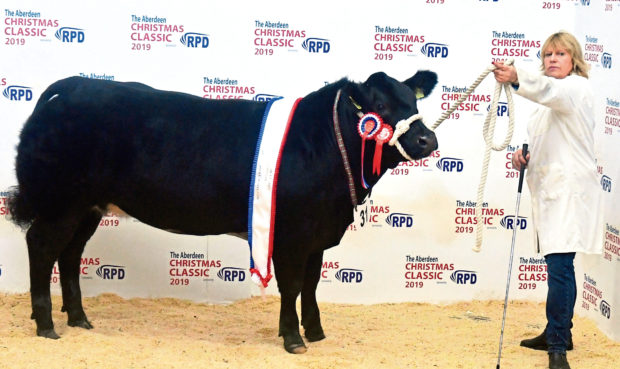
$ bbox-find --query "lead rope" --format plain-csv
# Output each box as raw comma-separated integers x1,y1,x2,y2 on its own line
431,59,516,252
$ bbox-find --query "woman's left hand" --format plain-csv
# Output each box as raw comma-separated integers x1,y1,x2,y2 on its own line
493,62,518,84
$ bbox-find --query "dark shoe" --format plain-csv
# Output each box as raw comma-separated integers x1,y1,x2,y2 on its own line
549,352,571,369
520,330,573,351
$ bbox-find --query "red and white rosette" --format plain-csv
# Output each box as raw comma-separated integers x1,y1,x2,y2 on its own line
357,113,382,139
357,113,383,188
373,124,394,175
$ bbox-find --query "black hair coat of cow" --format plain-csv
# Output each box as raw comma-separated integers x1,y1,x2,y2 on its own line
8,71,438,353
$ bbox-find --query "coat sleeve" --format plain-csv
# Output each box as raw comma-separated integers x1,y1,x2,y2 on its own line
512,68,589,114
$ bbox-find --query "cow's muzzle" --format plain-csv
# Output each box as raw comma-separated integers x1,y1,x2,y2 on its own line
388,114,437,161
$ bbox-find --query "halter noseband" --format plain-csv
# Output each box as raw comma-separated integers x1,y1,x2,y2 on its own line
388,113,424,162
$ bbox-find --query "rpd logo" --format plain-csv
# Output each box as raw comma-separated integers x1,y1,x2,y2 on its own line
217,267,246,282
600,300,611,319
602,53,612,69
601,175,612,192
450,270,478,285
55,27,85,43
488,102,509,117
3,85,33,101
500,215,527,230
436,157,464,172
180,32,209,48
302,38,330,53
386,213,414,228
253,94,280,102
580,0,590,6
421,43,449,58
96,265,126,280
335,268,363,283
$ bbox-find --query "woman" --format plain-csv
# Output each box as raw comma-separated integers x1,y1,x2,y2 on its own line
493,31,604,369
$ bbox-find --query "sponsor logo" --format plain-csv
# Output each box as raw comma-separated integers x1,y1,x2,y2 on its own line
581,0,590,6
450,270,478,284
487,102,510,116
405,255,455,282
217,267,246,282
421,43,448,58
584,35,605,64
320,260,340,281
202,77,255,100
602,52,612,69
386,213,414,228
335,268,363,283
490,31,540,60
96,264,126,280
582,273,603,309
180,32,209,48
601,175,612,192
55,27,85,43
500,215,528,230
302,37,330,53
253,94,280,102
3,85,33,101
600,300,611,319
517,257,547,287
78,73,115,81
436,157,464,172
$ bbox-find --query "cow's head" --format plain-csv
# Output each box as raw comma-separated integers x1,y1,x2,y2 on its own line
344,71,438,166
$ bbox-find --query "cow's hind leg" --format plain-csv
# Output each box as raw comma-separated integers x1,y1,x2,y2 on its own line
26,215,81,339
59,209,102,329
301,251,325,342
274,257,307,354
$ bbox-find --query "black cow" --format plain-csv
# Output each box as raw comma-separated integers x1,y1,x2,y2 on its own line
8,71,438,353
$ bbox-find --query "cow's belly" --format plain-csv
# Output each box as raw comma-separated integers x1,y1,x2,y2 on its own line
105,196,248,237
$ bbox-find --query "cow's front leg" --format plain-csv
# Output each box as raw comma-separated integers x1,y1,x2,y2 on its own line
279,288,306,353
301,251,325,342
274,257,306,354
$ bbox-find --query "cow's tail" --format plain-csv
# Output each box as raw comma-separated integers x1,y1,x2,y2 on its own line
6,186,36,229
32,77,77,110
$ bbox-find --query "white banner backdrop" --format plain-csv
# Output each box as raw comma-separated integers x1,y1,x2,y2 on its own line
0,0,618,341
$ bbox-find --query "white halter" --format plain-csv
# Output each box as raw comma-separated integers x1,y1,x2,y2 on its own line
388,113,424,162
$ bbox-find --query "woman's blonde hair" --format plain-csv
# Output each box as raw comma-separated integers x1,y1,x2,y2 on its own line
540,31,589,78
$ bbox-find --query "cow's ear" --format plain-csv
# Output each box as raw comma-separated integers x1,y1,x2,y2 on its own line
403,71,437,100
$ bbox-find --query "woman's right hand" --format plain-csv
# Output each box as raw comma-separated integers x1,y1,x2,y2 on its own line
512,148,530,171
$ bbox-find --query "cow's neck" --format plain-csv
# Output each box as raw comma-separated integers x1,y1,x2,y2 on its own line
331,88,385,207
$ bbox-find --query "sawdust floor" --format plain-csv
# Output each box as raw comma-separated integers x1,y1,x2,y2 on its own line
0,293,618,369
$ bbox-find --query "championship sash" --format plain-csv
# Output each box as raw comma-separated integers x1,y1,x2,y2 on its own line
248,97,301,287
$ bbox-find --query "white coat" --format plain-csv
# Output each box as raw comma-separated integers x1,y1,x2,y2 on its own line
513,67,604,256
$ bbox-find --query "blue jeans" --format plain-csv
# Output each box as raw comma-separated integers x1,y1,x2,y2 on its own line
544,252,576,354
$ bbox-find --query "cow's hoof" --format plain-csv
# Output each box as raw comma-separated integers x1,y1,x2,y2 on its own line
37,329,60,340
68,319,93,330
305,328,326,342
283,335,307,354
284,342,308,354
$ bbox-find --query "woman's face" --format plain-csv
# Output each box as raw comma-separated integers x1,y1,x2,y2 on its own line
543,46,573,79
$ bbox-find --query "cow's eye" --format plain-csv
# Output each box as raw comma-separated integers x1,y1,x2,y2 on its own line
376,103,385,111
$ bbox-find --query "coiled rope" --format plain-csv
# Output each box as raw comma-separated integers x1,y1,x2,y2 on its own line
430,59,516,252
